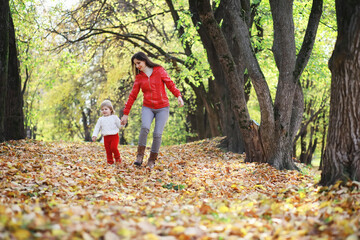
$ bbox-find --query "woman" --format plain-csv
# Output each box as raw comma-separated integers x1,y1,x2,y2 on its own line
121,52,184,169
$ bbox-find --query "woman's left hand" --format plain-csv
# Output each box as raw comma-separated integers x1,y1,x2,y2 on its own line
178,96,184,107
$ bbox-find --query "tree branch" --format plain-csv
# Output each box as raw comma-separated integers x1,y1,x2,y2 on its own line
165,0,192,56
294,0,323,81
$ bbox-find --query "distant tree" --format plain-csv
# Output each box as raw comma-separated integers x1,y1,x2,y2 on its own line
320,0,360,185
292,1,336,166
0,0,25,142
12,0,44,140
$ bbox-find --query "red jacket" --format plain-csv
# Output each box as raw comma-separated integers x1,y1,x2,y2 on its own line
123,66,181,115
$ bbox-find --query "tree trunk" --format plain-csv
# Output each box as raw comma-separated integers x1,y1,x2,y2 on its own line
190,0,262,160
190,0,322,169
166,0,221,142
302,124,318,165
183,78,220,139
319,112,327,170
5,12,25,140
0,0,10,142
189,0,246,153
299,129,307,163
320,1,360,185
82,109,91,142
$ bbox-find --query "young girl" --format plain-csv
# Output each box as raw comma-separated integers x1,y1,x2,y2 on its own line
121,52,184,169
92,100,122,165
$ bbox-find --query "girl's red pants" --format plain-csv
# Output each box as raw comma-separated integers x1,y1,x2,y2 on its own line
103,134,121,164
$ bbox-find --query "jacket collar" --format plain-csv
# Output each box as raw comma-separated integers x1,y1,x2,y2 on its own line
139,66,161,76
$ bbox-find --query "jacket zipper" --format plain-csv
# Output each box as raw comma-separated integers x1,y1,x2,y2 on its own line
148,75,154,108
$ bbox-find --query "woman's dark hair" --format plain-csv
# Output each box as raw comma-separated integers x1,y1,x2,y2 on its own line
131,52,161,75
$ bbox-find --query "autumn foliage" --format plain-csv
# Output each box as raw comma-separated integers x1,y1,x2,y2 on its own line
0,138,359,239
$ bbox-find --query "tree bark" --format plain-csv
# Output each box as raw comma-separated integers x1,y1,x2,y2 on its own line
189,0,246,153
0,0,10,142
5,12,25,140
190,0,322,169
190,0,262,161
319,112,327,170
166,0,221,141
320,1,360,185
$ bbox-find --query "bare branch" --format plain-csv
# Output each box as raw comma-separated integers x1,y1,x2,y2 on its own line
294,0,323,81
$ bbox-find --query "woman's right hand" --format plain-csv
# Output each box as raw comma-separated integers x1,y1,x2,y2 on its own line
177,96,184,107
121,115,129,125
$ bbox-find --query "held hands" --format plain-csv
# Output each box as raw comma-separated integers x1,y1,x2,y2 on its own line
92,136,97,142
178,96,184,107
121,115,129,125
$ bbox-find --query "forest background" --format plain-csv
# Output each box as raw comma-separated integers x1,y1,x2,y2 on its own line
16,0,335,166
2,0,360,239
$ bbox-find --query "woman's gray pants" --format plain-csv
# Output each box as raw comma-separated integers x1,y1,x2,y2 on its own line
138,106,169,153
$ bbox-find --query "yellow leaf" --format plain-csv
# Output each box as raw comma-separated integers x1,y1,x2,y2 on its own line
271,203,281,215
299,191,306,199
334,207,344,213
91,229,106,238
117,228,133,237
218,205,229,213
319,201,331,208
246,202,254,207
230,226,247,237
52,229,66,237
144,186,152,192
254,184,266,190
143,233,159,240
126,195,135,200
171,226,186,235
13,229,31,240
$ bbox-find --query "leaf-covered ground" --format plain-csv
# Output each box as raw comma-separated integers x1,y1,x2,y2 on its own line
0,138,359,240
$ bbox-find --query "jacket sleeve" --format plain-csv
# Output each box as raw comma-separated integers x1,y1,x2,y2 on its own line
123,78,141,115
160,67,181,97
92,118,101,137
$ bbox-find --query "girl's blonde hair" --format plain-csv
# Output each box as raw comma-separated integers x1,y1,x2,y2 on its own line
100,100,114,114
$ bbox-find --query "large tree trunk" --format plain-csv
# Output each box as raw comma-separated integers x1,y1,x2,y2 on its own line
189,0,246,153
320,1,360,185
0,0,10,142
5,12,25,140
190,0,262,161
190,0,322,169
166,0,222,142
